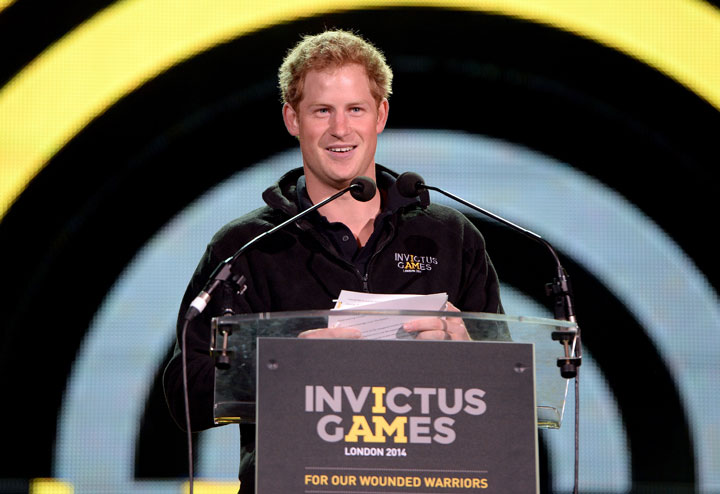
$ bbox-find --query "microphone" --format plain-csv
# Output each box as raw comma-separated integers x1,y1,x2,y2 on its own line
396,172,424,198
396,171,580,377
349,175,376,201
184,176,377,321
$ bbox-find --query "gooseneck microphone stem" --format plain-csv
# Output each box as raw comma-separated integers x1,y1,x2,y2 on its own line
424,185,565,277
184,176,377,322
423,183,580,363
400,173,576,322
396,172,580,372
423,184,576,316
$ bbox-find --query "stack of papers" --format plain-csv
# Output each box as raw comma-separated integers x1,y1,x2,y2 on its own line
329,290,448,340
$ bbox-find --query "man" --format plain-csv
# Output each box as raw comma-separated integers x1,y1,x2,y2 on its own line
163,29,503,492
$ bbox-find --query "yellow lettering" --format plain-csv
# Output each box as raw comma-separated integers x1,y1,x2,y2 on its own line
371,387,386,413
372,416,408,443
304,474,328,485
344,416,380,442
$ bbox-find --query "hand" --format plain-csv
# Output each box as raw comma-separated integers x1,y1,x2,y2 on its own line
298,327,362,339
402,302,470,341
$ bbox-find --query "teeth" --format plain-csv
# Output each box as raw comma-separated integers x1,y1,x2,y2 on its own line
329,147,353,152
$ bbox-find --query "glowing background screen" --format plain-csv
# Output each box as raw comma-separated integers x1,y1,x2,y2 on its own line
1,1,719,493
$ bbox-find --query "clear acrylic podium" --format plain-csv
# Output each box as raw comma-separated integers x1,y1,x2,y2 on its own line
211,310,577,430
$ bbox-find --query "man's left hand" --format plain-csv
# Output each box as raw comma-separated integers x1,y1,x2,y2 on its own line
402,302,470,340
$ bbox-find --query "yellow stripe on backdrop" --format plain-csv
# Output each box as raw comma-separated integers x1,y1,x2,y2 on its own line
0,0,718,220
0,0,17,14
29,478,73,494
26,478,238,493
182,480,239,494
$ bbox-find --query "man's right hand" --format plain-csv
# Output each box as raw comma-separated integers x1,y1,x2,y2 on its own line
298,327,362,339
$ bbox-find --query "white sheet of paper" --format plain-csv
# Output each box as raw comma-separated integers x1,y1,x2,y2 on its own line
329,290,448,340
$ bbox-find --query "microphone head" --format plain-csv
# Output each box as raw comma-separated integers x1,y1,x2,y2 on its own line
350,176,377,202
396,172,425,198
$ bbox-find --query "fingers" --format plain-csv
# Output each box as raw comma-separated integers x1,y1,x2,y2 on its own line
440,302,468,340
444,301,461,313
413,329,451,340
298,327,362,339
403,317,448,333
296,303,468,340
404,318,449,341
403,313,469,341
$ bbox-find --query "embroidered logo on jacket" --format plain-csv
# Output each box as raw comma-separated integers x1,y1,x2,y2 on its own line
394,252,438,273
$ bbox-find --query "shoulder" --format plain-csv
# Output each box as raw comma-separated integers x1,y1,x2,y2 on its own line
405,203,481,230
423,203,471,222
207,206,282,260
398,203,487,248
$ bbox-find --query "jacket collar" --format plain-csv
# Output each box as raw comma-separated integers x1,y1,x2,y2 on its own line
261,164,424,217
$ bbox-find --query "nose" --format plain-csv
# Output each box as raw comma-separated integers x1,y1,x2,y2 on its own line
329,112,350,138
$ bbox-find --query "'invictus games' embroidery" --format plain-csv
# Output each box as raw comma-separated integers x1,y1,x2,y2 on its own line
393,252,438,273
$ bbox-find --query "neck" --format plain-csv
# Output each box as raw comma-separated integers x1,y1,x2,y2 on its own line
306,180,382,247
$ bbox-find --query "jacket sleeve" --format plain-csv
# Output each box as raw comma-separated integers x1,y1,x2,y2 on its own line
162,244,253,431
454,219,512,341
456,219,504,314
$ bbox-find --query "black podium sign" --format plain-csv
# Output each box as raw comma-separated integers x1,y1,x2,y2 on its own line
256,338,538,493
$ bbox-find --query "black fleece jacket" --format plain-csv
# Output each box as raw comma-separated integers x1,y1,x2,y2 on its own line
163,165,503,488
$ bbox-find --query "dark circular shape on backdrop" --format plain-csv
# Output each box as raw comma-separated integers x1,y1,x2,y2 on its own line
1,7,713,489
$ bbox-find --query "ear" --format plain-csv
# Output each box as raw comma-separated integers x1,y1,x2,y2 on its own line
282,103,300,136
376,98,389,134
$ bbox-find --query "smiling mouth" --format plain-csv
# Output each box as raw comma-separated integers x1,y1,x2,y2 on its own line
327,146,356,153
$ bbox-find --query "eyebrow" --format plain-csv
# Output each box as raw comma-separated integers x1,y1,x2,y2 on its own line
306,101,371,109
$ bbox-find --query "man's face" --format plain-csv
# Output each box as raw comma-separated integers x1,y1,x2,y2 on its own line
282,63,389,191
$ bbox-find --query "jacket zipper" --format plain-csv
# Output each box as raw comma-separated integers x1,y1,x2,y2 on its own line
306,216,396,294
359,221,396,293
361,273,369,292
306,228,368,292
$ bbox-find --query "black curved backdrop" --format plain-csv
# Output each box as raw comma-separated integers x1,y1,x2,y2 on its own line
1,4,718,493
